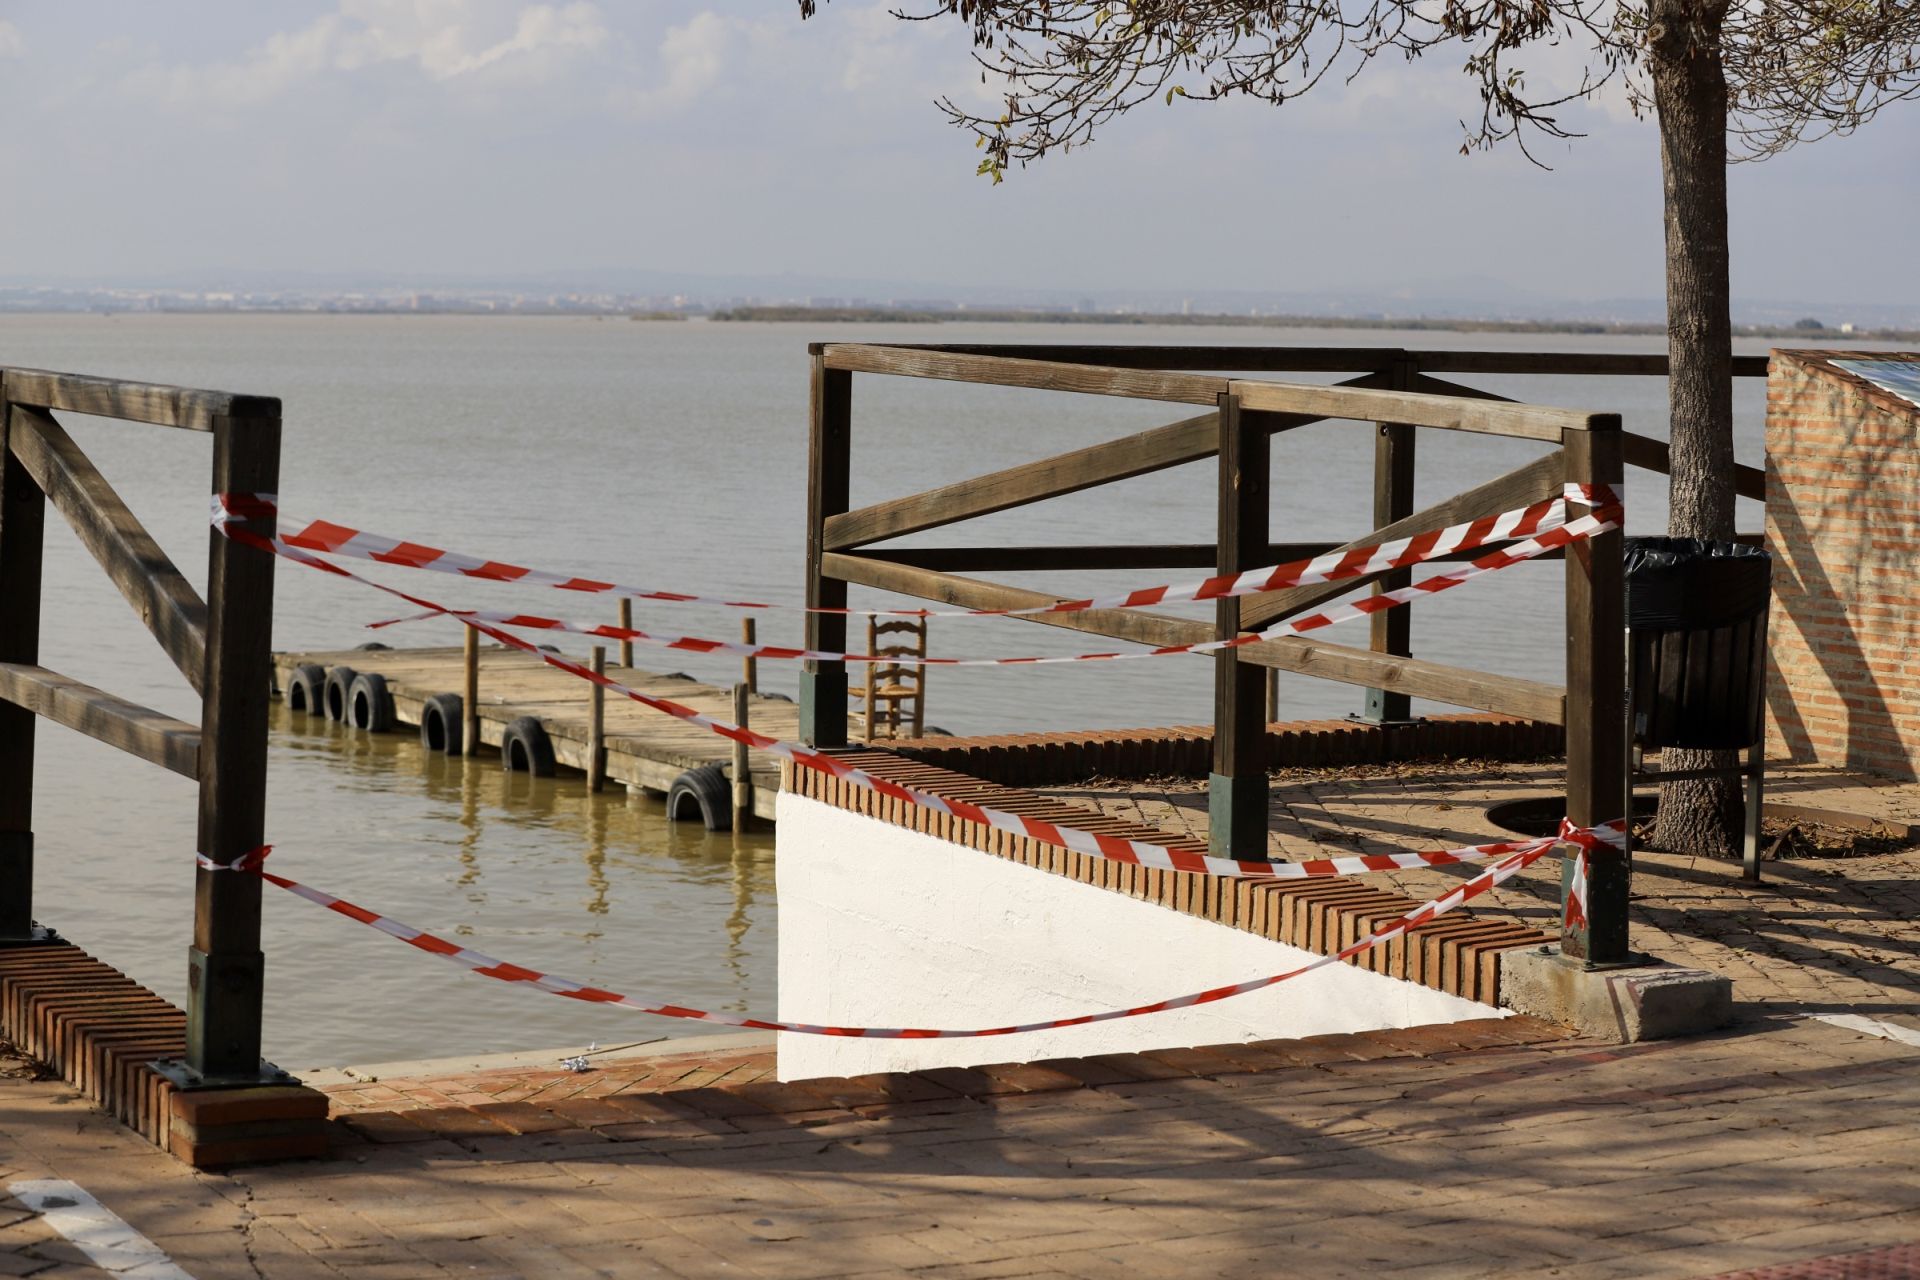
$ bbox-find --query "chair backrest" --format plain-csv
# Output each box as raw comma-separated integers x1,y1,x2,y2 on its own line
859,616,928,741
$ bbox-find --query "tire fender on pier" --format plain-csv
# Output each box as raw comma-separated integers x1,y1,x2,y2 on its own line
347,672,395,733
286,664,327,714
322,666,359,722
500,716,557,776
667,764,732,832
420,693,464,755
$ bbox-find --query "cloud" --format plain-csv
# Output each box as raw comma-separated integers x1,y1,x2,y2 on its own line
129,1,609,106
0,20,24,59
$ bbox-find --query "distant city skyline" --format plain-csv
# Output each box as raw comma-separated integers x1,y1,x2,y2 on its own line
2,2,1916,313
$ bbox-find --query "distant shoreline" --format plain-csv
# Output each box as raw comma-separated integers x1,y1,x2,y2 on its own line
707,305,1920,344
8,306,1913,343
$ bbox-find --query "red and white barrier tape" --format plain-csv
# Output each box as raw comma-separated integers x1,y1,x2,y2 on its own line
365,508,1618,667
246,821,1619,1038
196,845,273,873
217,514,1629,882
212,484,1618,621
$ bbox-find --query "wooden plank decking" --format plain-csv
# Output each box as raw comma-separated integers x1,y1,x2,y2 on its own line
272,645,795,820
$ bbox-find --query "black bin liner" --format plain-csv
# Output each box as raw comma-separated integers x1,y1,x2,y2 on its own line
1624,537,1772,751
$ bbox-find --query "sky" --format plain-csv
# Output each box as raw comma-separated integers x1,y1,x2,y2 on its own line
2,0,1916,311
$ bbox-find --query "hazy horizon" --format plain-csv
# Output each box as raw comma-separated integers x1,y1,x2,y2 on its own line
3,2,1916,314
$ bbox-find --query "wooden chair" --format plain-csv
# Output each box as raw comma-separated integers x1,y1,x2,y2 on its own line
850,617,928,741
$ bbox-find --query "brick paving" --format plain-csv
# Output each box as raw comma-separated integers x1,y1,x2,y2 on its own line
6,1011,1920,1278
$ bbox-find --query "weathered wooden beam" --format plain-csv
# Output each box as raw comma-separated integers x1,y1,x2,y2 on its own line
828,410,1219,550
1621,430,1766,502
825,374,1389,552
0,382,46,940
1365,358,1417,722
1412,374,1767,500
1562,422,1629,963
1410,350,1771,378
893,344,1409,372
189,407,281,1080
817,344,1228,405
801,354,852,747
0,662,200,780
3,368,278,433
820,552,1566,723
9,408,209,695
1229,377,1599,441
851,539,1637,572
1240,449,1568,633
1212,395,1268,857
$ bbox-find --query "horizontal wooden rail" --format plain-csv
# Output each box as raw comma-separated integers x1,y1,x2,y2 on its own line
818,344,1227,405
857,541,1597,572
1621,431,1767,502
9,407,209,694
3,368,278,433
0,662,200,779
1230,378,1608,440
1240,449,1567,632
860,345,1772,379
825,373,1387,551
821,553,1565,723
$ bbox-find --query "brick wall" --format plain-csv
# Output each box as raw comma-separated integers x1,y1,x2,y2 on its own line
1765,350,1920,780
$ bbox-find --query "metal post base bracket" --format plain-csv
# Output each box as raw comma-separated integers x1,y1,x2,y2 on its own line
0,924,63,946
148,1057,300,1092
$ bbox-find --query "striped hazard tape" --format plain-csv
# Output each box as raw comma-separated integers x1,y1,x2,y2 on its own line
217,510,1630,882
213,484,1618,621
364,507,1619,667
241,822,1618,1038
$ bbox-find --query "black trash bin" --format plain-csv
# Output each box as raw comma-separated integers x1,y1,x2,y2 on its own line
1624,537,1772,751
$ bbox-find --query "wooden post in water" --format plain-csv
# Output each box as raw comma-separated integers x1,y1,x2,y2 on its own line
1210,393,1270,859
741,617,758,695
617,598,633,670
731,683,752,831
801,348,851,748
587,646,606,793
1562,420,1629,964
1363,358,1417,723
0,382,48,943
188,401,281,1081
461,626,479,757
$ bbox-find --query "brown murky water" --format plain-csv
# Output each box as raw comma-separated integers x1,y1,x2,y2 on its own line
4,314,1894,1066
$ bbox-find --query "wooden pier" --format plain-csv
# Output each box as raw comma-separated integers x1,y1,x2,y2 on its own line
272,644,795,822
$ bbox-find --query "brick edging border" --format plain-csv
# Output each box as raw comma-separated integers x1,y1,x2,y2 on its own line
889,713,1564,789
0,941,331,1168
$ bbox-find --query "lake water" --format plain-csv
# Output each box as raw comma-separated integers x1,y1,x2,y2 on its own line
2,314,1897,1068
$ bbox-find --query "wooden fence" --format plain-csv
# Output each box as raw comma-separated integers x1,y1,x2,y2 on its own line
800,344,1770,965
0,368,281,1085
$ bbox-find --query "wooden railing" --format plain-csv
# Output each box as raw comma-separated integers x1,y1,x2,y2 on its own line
801,343,1770,966
0,367,281,1085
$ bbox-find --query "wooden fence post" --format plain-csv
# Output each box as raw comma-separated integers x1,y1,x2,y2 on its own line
462,626,479,757
617,598,634,670
587,646,606,793
0,383,48,943
732,683,752,831
800,348,851,748
741,617,758,695
1211,393,1270,858
1363,358,1417,723
1563,420,1629,964
187,402,282,1080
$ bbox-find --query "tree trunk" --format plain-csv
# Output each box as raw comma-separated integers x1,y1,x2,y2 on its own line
1647,0,1744,857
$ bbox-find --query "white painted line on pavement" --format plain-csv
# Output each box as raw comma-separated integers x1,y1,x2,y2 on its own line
7,1179,197,1279
1808,1013,1920,1049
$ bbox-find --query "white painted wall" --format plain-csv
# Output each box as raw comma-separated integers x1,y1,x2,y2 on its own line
776,792,1505,1081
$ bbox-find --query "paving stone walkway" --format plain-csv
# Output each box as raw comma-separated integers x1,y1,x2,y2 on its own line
6,1012,1920,1279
